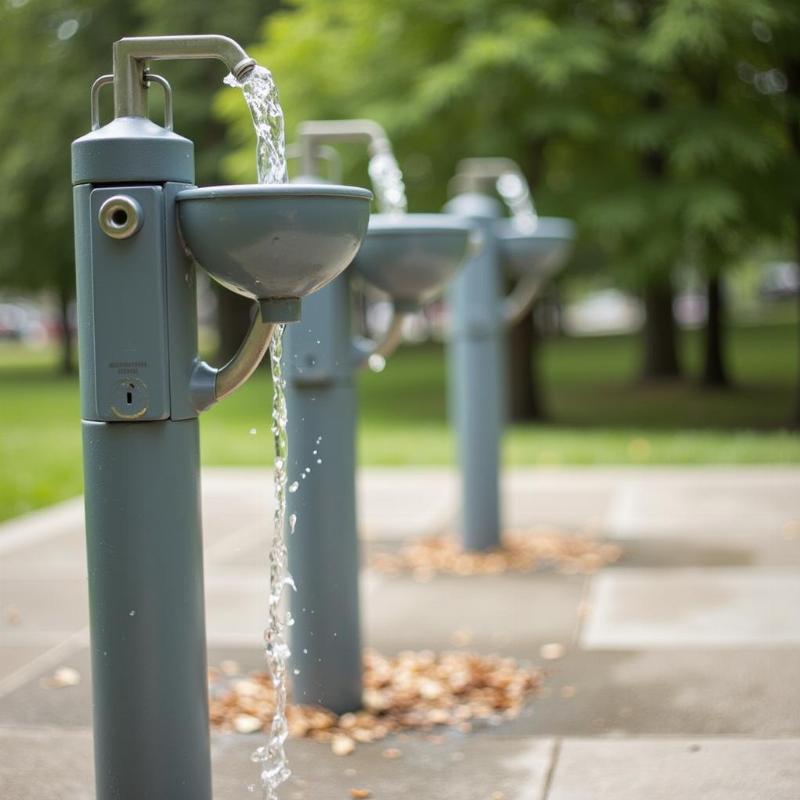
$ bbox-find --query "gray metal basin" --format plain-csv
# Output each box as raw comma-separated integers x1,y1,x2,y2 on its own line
176,184,372,303
497,216,575,279
353,214,473,310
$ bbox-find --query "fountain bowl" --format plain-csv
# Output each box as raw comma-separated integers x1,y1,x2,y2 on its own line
497,217,575,279
177,184,372,320
353,214,474,311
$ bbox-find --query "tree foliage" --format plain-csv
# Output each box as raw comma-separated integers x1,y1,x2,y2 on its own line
221,0,796,289
0,0,276,366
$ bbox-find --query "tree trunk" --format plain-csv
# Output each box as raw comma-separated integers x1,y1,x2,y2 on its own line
506,305,545,421
701,274,730,388
57,284,74,376
214,285,253,363
640,277,682,381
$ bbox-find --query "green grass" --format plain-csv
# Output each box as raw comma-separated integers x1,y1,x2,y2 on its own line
1,321,798,522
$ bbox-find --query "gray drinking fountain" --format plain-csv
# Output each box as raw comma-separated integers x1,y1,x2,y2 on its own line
72,36,371,800
446,158,575,552
285,119,476,714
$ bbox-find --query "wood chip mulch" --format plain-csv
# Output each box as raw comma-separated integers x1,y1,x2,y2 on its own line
209,649,542,754
370,531,622,579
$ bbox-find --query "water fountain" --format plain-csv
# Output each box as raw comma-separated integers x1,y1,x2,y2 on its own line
445,157,575,552
71,35,372,800
285,119,477,714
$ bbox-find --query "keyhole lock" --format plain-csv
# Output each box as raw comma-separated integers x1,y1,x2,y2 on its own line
98,195,143,240
111,377,149,419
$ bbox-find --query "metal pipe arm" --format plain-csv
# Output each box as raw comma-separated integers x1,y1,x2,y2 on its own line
353,311,411,370
113,35,256,118
191,304,276,411
502,273,545,328
297,119,392,176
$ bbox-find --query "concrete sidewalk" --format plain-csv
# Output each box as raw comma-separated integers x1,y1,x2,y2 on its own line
1,466,799,798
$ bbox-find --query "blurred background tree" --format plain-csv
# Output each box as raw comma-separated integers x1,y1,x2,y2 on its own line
0,0,139,374
0,0,275,373
220,0,798,417
0,0,796,421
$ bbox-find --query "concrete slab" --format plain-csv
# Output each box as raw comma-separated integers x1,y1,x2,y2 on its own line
0,645,51,682
216,732,554,800
502,471,613,534
0,578,88,644
499,649,800,738
0,727,555,800
363,571,587,655
548,737,800,800
0,727,93,800
603,468,800,541
582,568,800,649
358,468,457,540
0,497,85,558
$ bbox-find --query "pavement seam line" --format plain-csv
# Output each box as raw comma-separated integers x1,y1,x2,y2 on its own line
0,627,88,699
540,737,562,800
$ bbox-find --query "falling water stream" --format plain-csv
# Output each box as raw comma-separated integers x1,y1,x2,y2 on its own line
228,64,410,795
367,147,407,215
226,64,292,800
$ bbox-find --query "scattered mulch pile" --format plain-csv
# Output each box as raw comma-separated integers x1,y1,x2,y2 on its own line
370,531,622,579
209,649,541,754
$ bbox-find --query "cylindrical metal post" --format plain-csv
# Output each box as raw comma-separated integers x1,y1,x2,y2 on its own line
284,278,363,714
82,418,211,800
445,193,505,551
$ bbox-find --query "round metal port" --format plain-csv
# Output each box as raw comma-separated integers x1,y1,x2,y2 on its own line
98,195,143,239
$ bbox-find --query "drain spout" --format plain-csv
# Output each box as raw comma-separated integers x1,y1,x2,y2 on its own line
191,304,276,411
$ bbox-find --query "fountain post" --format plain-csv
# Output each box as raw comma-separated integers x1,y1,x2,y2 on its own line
443,191,506,551
71,37,372,800
445,159,575,552
285,121,474,714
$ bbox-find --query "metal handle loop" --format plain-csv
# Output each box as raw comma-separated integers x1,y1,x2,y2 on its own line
90,74,114,131
143,72,174,131
90,72,173,131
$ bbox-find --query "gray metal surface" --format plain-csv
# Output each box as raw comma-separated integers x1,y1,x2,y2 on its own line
176,184,371,304
82,419,210,800
445,192,506,551
112,35,255,118
284,275,363,713
72,116,194,186
353,214,472,308
497,216,575,279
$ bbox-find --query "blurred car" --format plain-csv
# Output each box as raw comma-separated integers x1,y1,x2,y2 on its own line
0,300,50,344
759,261,799,301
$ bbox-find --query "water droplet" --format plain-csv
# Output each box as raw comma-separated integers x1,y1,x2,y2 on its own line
368,353,386,373
249,427,257,435
288,481,299,493
129,610,135,617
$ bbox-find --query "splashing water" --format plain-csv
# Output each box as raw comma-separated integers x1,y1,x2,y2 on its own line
496,170,538,233
225,66,288,185
367,147,407,215
227,63,291,800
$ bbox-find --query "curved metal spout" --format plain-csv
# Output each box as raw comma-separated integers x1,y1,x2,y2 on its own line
353,310,411,370
113,35,256,118
191,305,276,411
297,119,392,177
503,272,545,327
